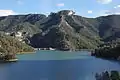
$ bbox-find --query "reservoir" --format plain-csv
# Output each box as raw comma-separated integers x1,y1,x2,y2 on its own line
0,50,120,80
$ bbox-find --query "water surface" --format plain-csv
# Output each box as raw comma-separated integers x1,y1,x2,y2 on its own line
0,50,120,80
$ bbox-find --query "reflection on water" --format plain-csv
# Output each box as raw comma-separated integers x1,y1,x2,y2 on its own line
0,51,120,80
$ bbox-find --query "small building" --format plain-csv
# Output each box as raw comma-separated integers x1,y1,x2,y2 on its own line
16,32,22,37
49,48,55,50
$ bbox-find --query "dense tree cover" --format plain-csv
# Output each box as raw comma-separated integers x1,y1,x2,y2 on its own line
92,41,120,59
95,71,120,80
0,33,34,61
29,10,102,50
0,10,120,51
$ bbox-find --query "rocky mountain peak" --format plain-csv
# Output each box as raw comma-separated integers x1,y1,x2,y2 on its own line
58,10,75,16
1,10,120,50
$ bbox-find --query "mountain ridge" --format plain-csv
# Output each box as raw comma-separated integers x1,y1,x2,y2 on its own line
0,10,120,50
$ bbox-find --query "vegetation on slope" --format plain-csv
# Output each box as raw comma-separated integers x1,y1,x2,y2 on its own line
92,41,120,60
0,33,34,61
29,10,101,50
0,10,120,51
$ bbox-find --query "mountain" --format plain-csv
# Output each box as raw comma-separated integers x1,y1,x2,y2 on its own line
96,15,120,42
0,10,120,50
0,14,46,34
29,10,101,50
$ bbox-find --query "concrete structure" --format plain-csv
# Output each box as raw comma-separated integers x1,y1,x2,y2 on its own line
16,32,22,37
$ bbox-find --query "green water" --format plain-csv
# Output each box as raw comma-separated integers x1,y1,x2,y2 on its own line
17,50,91,60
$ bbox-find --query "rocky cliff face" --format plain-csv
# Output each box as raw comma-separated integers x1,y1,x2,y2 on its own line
29,10,101,50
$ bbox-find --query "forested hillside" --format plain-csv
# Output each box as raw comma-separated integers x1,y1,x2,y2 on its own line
0,10,120,51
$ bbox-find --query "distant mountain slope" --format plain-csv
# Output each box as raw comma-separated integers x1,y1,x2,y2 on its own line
0,14,46,34
0,10,120,50
97,15,120,42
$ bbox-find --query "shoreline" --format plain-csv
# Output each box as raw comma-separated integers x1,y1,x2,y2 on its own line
17,51,36,55
0,51,35,63
6,59,18,62
34,48,93,51
0,59,18,63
